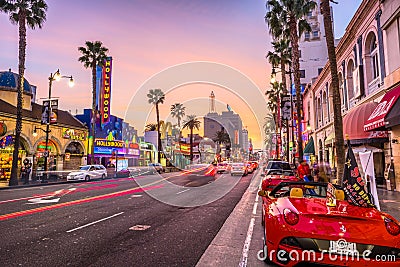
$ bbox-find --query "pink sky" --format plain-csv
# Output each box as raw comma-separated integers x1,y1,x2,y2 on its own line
0,0,361,148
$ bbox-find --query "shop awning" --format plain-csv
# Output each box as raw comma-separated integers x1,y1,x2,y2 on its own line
304,136,315,155
364,85,400,131
343,101,388,142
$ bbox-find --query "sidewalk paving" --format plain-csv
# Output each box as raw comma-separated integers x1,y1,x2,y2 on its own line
378,188,400,221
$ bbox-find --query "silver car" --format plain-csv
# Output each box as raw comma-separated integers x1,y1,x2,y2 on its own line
230,163,247,176
67,165,107,181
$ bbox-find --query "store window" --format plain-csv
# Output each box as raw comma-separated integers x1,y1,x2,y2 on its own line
0,135,26,181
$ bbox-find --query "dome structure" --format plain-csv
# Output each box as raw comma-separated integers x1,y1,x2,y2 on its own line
0,69,34,94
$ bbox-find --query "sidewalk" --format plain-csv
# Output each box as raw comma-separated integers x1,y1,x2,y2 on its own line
378,188,400,221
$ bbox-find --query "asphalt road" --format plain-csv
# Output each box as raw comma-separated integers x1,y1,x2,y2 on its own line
0,171,253,267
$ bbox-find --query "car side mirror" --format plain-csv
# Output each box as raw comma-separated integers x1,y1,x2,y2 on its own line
258,190,268,197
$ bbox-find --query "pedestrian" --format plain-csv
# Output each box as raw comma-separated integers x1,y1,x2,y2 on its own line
24,163,31,184
297,159,312,181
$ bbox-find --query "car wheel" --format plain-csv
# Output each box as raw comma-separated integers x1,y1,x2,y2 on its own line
85,175,90,182
101,174,106,180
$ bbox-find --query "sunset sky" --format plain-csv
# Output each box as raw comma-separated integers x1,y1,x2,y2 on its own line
1,0,362,148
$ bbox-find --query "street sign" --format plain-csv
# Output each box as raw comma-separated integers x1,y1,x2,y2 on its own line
43,151,49,157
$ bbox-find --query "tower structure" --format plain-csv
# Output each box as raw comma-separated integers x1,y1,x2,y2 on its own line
209,91,216,113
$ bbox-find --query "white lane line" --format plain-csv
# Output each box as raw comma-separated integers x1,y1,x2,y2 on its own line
239,177,262,267
238,217,256,267
176,188,190,195
66,212,124,233
252,202,258,215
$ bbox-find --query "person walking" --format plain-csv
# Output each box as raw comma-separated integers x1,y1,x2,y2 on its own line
297,159,312,181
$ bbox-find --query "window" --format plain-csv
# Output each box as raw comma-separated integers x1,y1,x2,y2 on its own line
307,11,313,17
305,32,310,40
299,50,302,58
318,68,323,75
368,34,380,81
312,31,319,38
300,70,306,78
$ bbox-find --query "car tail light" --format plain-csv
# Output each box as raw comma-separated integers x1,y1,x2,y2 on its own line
385,217,400,236
283,209,299,225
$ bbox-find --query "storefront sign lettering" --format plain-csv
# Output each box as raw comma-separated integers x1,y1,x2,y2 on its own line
62,128,87,141
95,139,124,148
101,57,112,124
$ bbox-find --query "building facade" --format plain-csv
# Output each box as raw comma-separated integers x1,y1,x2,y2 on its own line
305,0,400,190
0,70,88,184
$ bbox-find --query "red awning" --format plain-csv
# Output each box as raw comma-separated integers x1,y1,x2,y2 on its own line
364,85,400,131
344,102,387,140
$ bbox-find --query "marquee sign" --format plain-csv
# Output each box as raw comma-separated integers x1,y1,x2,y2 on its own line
62,128,87,141
100,57,112,124
95,139,124,148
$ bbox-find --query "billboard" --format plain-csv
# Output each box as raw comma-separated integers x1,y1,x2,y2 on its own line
95,115,123,141
100,57,112,124
41,99,58,125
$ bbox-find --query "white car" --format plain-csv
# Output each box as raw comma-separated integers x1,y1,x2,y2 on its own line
230,163,247,176
67,165,107,181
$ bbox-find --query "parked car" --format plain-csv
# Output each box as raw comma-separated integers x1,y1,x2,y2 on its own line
263,160,292,175
260,169,299,190
258,181,400,266
67,165,107,182
148,163,165,174
230,162,247,176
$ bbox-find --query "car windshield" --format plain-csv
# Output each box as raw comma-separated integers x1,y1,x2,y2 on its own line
79,166,90,171
266,161,292,171
269,182,341,200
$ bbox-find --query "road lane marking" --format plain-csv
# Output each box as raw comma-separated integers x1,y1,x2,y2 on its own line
176,188,190,195
129,225,151,231
0,185,162,221
239,185,261,267
66,212,124,233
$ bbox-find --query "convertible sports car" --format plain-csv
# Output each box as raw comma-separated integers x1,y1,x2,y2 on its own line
261,169,300,191
258,181,400,266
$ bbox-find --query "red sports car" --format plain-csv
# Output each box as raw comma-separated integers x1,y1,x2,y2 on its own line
261,169,300,191
259,181,400,266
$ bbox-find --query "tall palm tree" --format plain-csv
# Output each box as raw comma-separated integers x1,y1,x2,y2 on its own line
147,89,165,163
182,115,201,162
170,103,185,148
321,0,345,184
213,129,231,154
170,103,185,128
266,0,316,162
78,41,109,164
1,0,48,186
266,81,283,157
263,113,276,157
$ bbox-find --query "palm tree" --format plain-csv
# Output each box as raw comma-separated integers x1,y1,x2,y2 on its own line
182,115,201,162
321,0,345,184
147,89,165,163
266,0,316,161
78,41,109,165
170,103,185,128
266,81,284,158
213,129,231,154
170,103,185,147
145,123,158,132
263,113,276,157
1,0,48,186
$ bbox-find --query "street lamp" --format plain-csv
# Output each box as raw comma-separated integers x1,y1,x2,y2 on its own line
41,69,74,183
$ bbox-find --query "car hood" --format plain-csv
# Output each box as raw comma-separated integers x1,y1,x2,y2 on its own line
276,198,400,245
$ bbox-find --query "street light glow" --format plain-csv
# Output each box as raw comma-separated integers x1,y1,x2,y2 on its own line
69,77,74,87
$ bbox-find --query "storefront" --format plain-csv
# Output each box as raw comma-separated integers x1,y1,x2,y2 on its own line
364,85,400,190
138,142,156,166
95,139,126,170
0,135,27,181
62,127,87,171
124,142,140,167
